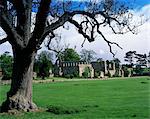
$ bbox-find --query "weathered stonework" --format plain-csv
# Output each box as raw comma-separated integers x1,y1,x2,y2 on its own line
54,60,124,78
54,61,94,78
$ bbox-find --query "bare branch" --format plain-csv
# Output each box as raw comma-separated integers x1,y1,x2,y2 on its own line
32,0,51,39
28,0,51,49
67,11,124,56
97,29,122,57
0,37,8,45
68,19,94,42
12,0,26,28
43,12,73,39
0,13,24,48
45,32,55,50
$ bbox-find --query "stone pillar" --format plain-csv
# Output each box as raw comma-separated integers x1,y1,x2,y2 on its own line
91,68,94,78
113,62,115,70
104,61,107,74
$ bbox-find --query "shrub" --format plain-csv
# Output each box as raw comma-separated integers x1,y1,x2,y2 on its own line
47,105,85,115
82,72,88,78
70,74,74,79
64,74,71,79
82,67,91,78
0,52,13,80
73,71,79,78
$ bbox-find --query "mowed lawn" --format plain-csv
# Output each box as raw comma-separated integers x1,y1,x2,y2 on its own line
0,77,150,119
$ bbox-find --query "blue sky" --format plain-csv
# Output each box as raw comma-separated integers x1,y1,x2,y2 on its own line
126,0,150,6
32,0,150,12
124,0,150,9
61,0,150,7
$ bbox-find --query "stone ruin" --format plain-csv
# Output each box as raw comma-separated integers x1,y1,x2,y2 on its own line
54,61,94,78
54,60,124,78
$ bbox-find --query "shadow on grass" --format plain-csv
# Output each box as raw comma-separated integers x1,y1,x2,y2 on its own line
140,81,148,84
46,104,99,115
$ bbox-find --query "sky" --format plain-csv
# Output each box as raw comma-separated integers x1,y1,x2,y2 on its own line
0,0,150,63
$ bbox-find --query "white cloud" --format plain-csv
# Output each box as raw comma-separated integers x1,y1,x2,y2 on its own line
0,42,12,54
53,4,150,62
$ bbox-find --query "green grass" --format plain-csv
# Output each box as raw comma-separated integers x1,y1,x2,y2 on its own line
0,77,150,119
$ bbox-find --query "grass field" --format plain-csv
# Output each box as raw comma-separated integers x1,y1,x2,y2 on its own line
0,77,150,119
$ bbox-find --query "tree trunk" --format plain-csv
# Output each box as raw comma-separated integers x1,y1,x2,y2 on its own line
1,48,38,112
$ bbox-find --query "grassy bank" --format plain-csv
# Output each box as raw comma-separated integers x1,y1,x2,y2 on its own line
0,77,150,119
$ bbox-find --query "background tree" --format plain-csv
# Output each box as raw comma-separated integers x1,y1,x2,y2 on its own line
0,52,13,80
62,48,80,61
45,35,69,64
0,0,141,112
34,51,53,79
80,49,96,62
135,53,147,66
133,52,150,76
124,51,136,67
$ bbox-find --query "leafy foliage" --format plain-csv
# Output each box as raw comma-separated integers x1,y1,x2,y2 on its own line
0,52,13,80
124,51,136,67
34,51,53,79
82,66,91,78
135,53,147,66
62,48,80,61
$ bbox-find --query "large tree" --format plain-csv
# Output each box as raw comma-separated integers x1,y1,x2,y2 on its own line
34,51,53,79
135,53,147,66
80,49,96,62
62,48,80,61
124,51,136,67
0,0,140,112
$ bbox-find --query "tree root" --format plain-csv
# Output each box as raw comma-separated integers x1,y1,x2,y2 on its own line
0,94,37,112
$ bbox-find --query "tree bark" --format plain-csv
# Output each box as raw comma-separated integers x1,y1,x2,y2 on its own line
1,48,38,112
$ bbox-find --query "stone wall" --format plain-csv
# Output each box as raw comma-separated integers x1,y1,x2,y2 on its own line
91,61,105,72
54,60,124,78
91,61,116,77
54,61,94,77
107,61,116,77
78,64,94,77
62,65,79,76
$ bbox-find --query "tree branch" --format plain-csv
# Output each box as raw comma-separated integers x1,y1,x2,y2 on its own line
0,37,8,45
28,0,51,50
0,13,24,48
41,12,73,43
97,29,122,57
12,0,26,25
68,19,94,42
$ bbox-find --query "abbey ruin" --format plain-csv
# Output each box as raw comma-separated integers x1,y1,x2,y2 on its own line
54,60,124,78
